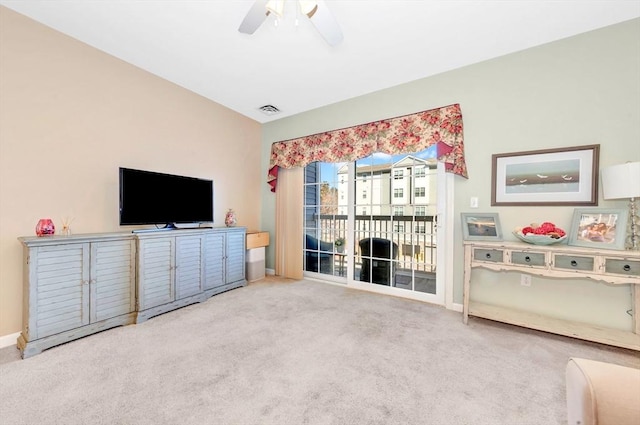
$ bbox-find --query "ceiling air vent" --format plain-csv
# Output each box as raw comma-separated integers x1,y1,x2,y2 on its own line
258,105,281,115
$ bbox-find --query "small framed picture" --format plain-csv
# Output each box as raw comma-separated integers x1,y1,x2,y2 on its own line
568,208,628,250
461,213,503,241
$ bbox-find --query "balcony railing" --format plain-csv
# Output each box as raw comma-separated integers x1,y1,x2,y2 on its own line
308,214,437,273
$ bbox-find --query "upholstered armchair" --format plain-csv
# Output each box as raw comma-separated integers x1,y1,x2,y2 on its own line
566,357,640,425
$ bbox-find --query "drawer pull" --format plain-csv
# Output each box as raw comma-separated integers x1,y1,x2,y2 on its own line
485,253,492,259
525,256,531,263
623,264,631,272
571,260,578,267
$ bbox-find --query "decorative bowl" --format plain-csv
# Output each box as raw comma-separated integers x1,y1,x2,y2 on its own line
513,231,567,245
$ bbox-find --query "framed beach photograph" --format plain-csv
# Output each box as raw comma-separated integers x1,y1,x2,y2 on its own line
491,145,600,206
568,208,628,250
461,213,503,241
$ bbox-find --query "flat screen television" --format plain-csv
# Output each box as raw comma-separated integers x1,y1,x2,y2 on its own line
119,167,213,229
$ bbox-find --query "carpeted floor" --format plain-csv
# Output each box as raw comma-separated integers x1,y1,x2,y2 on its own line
0,276,638,425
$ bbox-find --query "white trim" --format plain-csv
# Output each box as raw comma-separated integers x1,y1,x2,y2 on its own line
346,163,355,282
450,302,464,313
0,332,19,349
266,268,275,275
438,166,455,310
303,270,347,284
347,280,443,304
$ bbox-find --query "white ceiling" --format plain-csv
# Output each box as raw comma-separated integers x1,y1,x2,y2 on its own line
2,1,639,124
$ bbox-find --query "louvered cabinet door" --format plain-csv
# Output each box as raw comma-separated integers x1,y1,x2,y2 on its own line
203,232,225,290
225,230,246,284
137,237,174,310
175,235,204,299
27,243,90,340
90,239,136,323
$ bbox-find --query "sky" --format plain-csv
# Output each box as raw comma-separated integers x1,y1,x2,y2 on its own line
318,145,438,184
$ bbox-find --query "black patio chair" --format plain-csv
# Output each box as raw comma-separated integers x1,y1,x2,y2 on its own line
305,234,334,273
359,238,398,286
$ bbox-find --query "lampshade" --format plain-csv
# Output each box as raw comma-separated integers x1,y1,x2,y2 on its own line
601,161,640,200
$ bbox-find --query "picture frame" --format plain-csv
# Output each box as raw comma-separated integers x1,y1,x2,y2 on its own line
461,213,503,241
568,208,628,250
491,144,600,206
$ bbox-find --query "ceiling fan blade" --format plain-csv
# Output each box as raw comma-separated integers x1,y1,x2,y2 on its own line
238,0,270,34
307,0,343,46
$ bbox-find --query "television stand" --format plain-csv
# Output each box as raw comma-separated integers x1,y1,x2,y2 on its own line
17,227,247,358
132,227,175,234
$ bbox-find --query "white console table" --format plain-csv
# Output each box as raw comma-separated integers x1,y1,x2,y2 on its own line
463,241,640,351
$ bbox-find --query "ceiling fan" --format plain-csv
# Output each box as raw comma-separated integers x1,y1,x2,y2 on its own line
238,0,344,46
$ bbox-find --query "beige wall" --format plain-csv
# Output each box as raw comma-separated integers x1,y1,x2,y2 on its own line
0,7,262,338
261,19,640,329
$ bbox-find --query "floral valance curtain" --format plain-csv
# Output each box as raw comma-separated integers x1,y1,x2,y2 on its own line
267,103,467,192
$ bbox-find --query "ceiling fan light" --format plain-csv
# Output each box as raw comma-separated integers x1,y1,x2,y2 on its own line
265,0,285,17
299,1,318,16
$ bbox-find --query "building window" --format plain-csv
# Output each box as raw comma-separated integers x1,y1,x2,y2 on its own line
362,190,367,200
394,188,404,198
394,222,405,232
394,206,404,216
415,223,426,234
393,170,403,180
414,167,426,178
415,206,426,216
414,187,426,197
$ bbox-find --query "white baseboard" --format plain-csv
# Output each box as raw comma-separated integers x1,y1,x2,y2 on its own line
450,302,463,313
0,332,19,349
266,268,275,275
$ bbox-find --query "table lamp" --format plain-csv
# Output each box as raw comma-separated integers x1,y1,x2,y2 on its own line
601,161,640,250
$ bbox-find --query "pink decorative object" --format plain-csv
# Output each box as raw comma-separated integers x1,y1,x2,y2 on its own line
224,209,237,227
36,218,55,236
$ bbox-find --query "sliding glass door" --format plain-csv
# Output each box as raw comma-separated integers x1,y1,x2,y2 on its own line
303,162,347,281
353,152,437,294
303,146,446,303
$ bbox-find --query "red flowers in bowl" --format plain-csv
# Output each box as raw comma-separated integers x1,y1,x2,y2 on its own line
514,222,568,245
521,222,566,239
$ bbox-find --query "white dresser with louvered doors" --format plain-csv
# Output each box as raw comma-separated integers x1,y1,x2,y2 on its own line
17,228,247,357
136,227,246,323
17,233,136,358
203,227,247,292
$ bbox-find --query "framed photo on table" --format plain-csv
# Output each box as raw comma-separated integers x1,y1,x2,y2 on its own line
461,213,503,241
568,208,628,250
491,144,599,206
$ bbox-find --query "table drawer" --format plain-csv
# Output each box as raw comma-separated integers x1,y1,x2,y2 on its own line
473,249,503,263
553,255,594,272
246,231,269,249
605,259,640,276
511,251,546,267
